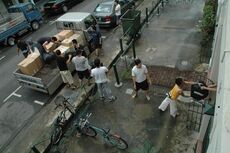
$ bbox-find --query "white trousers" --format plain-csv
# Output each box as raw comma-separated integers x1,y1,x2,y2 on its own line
158,97,178,118
60,70,74,85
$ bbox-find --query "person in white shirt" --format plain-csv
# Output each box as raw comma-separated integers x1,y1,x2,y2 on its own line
72,50,91,86
115,0,121,25
132,58,152,101
91,58,116,102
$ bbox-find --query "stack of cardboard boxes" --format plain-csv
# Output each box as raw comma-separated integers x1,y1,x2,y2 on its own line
17,30,85,76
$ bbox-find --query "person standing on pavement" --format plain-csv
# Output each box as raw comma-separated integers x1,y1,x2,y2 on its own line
114,0,121,25
72,50,91,86
158,77,195,118
89,25,102,56
55,50,76,89
158,77,184,118
132,58,151,101
16,39,30,58
91,58,116,102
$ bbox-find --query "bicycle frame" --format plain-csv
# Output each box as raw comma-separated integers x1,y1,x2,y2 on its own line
89,125,111,138
75,113,128,149
77,113,121,144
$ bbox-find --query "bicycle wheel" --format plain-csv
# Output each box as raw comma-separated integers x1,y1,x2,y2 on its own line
107,134,128,150
81,126,97,137
51,126,63,145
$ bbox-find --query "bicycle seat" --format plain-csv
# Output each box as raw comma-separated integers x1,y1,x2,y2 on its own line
103,128,110,134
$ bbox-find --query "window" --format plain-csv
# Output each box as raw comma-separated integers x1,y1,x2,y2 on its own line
84,15,97,29
95,4,112,13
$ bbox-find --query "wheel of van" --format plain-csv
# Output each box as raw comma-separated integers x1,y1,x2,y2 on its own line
7,37,15,46
62,5,68,12
31,21,40,31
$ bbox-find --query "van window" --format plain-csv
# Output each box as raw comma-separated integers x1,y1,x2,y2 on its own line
84,15,97,29
56,21,82,31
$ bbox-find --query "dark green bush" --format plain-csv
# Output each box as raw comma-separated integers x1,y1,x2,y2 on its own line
200,0,217,46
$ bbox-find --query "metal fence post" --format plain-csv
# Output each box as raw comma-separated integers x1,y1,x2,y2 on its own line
113,64,123,87
119,38,124,53
146,8,149,25
132,40,136,59
31,146,40,153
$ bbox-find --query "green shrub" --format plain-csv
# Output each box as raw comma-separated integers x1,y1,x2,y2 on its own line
200,0,217,46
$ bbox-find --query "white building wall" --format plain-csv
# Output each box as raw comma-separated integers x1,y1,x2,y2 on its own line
207,0,230,152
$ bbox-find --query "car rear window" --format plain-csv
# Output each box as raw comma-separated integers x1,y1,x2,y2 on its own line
95,4,112,13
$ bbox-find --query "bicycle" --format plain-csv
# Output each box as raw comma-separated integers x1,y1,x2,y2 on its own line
74,113,128,150
54,95,76,114
50,95,76,145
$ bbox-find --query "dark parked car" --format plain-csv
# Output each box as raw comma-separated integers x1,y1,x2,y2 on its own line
43,0,83,15
93,0,135,27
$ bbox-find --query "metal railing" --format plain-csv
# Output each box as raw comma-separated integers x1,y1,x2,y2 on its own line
202,117,212,153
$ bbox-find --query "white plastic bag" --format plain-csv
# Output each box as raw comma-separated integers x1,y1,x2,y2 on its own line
158,97,171,111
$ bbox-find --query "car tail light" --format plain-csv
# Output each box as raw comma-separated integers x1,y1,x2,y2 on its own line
105,16,111,22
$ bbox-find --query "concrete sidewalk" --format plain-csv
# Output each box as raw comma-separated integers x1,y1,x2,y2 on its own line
3,0,205,152
133,0,204,70
48,72,199,153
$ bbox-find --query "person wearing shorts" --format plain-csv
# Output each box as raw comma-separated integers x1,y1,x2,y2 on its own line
55,50,76,89
132,58,152,101
72,50,91,86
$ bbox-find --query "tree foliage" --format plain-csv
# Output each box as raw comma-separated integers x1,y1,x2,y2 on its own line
200,0,217,46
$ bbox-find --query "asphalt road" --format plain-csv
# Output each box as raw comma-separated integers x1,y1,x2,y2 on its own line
0,0,113,151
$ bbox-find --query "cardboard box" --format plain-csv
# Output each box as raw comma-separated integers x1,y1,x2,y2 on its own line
18,59,38,76
61,38,74,48
61,33,84,47
57,30,74,40
18,53,43,76
54,45,71,54
53,34,64,41
44,42,58,52
28,53,43,69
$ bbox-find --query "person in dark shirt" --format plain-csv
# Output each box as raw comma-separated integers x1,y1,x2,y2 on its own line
37,37,52,46
37,36,61,52
91,25,102,56
56,50,76,89
16,39,30,58
72,39,87,57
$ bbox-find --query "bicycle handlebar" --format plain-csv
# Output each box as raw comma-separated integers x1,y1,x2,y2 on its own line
80,113,92,128
64,97,70,101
